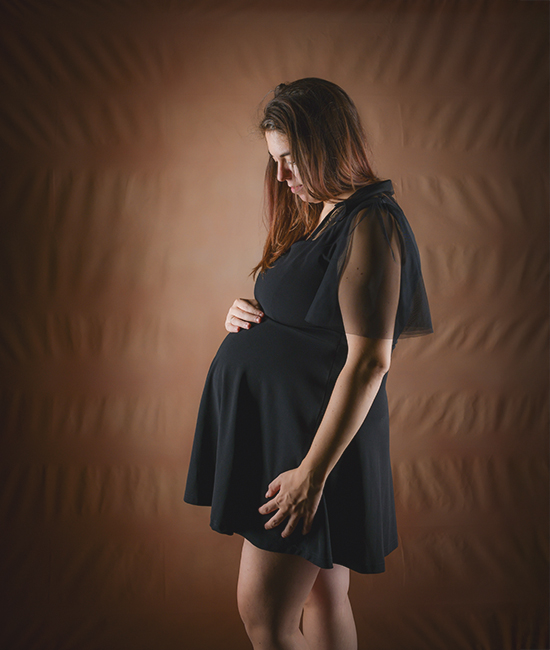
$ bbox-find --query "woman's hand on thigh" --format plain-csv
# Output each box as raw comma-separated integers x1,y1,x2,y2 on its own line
258,466,325,537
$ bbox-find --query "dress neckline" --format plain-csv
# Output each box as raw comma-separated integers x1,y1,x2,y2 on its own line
308,179,394,240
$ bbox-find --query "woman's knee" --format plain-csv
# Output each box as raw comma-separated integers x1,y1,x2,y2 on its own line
237,582,266,633
237,578,300,633
237,587,297,646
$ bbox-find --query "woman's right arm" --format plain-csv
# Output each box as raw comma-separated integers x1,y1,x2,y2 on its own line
225,298,264,333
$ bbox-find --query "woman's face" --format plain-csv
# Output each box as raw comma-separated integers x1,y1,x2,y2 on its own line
265,131,319,203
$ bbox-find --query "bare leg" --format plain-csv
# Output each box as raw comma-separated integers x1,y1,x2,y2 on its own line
302,565,358,650
237,539,321,650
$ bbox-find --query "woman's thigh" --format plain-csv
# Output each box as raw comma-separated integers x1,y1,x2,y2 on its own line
237,539,321,631
307,564,350,609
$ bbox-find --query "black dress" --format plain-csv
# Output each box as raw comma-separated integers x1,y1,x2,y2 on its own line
184,180,432,574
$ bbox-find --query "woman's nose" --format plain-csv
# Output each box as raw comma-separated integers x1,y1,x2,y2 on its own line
277,161,292,183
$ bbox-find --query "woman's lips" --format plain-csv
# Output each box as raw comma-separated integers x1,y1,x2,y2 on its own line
290,185,303,193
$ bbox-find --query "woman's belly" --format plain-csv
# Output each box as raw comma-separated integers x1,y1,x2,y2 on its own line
209,317,346,457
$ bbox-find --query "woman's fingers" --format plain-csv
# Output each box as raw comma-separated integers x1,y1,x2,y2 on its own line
302,514,314,536
281,516,299,539
259,497,314,535
239,298,262,313
264,512,282,529
262,503,308,537
226,316,252,332
234,299,264,320
225,298,264,332
258,467,324,536
265,479,280,498
233,306,263,322
263,507,296,536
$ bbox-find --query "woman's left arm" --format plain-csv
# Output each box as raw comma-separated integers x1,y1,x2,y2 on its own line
258,333,392,537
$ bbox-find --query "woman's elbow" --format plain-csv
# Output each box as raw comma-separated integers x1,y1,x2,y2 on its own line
347,353,391,386
346,336,392,381
364,355,391,379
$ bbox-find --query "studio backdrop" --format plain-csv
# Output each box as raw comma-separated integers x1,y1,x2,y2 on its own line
0,1,548,649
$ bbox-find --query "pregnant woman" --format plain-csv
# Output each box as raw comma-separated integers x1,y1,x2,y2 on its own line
184,78,432,650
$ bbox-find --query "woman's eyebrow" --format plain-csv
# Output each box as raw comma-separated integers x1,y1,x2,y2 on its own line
269,151,292,159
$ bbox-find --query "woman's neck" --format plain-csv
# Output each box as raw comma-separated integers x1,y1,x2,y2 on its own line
317,190,355,225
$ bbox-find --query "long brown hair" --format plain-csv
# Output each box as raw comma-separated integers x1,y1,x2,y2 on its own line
253,78,380,276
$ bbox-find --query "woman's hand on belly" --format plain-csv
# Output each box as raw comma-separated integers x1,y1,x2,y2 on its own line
225,298,264,332
258,466,325,538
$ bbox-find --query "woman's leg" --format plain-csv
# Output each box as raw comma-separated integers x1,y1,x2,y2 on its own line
237,539,321,650
301,565,358,650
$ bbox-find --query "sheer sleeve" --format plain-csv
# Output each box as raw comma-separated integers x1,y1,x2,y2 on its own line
304,194,433,341
337,204,401,339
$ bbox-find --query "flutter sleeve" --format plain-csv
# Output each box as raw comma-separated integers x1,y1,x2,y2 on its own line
338,202,401,339
305,196,433,341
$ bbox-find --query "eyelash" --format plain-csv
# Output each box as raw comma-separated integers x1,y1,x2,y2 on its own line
271,157,296,166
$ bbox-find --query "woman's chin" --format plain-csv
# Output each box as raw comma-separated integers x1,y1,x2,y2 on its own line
297,192,320,204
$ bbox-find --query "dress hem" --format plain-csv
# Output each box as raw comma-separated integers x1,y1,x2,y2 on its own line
182,496,396,574
210,519,394,575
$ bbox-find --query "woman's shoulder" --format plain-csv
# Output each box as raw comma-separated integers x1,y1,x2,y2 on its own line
344,179,395,210
335,179,397,230
333,179,397,227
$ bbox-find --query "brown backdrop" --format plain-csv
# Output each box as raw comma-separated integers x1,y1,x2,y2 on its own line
0,1,548,649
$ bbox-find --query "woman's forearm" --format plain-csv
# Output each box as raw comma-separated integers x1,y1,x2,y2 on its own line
300,335,392,484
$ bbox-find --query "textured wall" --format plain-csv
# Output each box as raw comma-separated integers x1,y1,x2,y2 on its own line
0,1,548,649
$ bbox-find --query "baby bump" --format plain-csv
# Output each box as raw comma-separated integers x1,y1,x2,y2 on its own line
210,318,346,450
